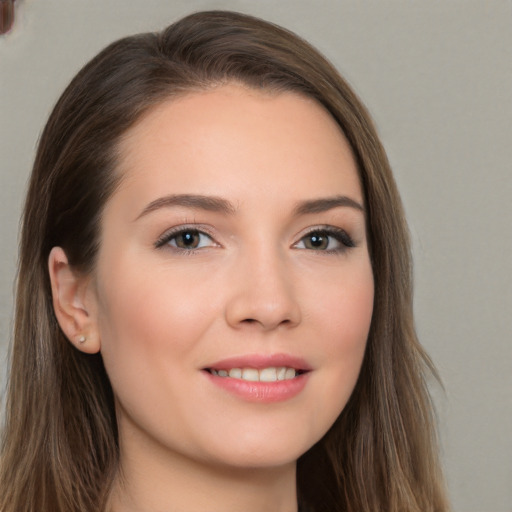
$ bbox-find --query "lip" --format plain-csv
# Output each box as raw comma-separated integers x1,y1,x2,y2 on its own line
204,353,312,372
202,353,312,403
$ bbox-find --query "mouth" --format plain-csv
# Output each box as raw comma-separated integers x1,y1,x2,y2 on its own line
203,354,311,402
205,366,308,382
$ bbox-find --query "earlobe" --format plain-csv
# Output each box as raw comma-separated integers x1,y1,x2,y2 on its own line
48,247,101,354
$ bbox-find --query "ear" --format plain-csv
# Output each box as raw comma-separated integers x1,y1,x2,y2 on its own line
48,247,101,354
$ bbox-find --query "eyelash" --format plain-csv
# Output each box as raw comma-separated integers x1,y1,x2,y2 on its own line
154,225,217,252
154,225,355,254
293,226,355,254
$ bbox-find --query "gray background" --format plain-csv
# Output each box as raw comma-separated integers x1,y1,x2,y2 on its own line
1,1,511,510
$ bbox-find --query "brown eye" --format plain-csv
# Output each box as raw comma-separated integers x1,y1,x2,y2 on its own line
303,232,329,250
174,230,202,249
295,228,355,253
155,228,217,251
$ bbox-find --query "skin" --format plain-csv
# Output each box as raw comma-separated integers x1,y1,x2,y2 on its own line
49,84,374,512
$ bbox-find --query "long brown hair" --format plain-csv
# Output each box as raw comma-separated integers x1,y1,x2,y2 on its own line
0,10,449,512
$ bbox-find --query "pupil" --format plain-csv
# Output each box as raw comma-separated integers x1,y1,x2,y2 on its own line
178,231,198,248
308,233,327,249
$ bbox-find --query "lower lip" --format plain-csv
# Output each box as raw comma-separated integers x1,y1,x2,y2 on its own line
204,371,310,403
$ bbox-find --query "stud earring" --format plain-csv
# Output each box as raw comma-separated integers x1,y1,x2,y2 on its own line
78,335,86,344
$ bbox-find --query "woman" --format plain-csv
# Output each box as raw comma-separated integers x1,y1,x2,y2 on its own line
0,10,449,512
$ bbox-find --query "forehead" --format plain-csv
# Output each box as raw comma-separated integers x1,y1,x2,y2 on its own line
114,84,362,208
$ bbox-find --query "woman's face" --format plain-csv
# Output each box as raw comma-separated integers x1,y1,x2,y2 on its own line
90,84,374,470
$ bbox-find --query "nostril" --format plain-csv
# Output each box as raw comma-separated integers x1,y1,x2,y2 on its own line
240,317,293,328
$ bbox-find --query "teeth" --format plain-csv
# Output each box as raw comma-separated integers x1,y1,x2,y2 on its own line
259,367,277,382
211,366,299,382
277,367,287,380
285,368,296,380
228,368,242,379
242,368,259,381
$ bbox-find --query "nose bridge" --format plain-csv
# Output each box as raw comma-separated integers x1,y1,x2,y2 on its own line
225,241,301,330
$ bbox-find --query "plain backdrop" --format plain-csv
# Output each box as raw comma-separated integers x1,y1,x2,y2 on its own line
1,1,511,511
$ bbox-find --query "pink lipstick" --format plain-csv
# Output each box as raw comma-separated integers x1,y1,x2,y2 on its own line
202,353,311,403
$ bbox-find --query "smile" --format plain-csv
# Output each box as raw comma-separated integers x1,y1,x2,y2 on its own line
207,367,303,382
203,354,312,401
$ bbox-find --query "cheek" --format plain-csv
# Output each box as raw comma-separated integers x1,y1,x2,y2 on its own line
311,259,374,353
93,264,220,442
326,284,373,356
306,262,373,420
96,258,214,349
93,263,208,399
93,258,232,430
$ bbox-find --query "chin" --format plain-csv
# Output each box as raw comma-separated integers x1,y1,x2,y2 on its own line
196,425,324,471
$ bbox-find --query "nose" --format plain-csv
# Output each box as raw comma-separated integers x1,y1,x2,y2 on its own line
224,247,301,331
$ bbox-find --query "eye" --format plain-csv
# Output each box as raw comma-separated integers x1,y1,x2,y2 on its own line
155,228,217,251
294,227,355,253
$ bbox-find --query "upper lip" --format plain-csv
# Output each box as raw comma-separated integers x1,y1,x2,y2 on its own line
204,353,312,371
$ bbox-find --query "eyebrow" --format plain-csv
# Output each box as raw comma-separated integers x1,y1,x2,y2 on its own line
136,194,237,220
136,193,364,220
293,196,364,215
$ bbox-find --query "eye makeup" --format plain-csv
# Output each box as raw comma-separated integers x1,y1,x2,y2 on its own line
154,222,356,256
154,224,219,252
293,225,356,254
